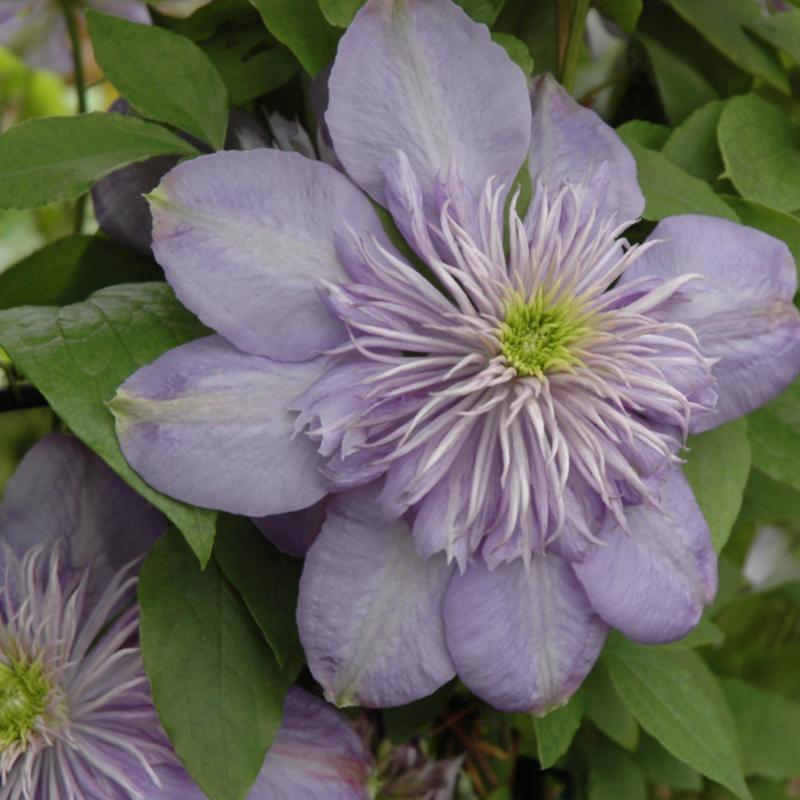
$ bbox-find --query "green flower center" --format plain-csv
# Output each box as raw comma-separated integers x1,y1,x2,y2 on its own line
499,291,590,377
0,657,51,749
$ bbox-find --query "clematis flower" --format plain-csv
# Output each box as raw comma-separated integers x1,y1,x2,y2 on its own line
0,1,149,75
0,434,205,800
249,687,461,799
111,0,800,713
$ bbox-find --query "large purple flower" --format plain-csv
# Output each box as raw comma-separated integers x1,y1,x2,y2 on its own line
0,435,205,800
0,1,149,74
110,0,800,713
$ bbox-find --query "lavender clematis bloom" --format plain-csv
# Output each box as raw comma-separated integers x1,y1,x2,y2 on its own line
0,0,149,74
111,0,800,714
0,434,207,800
248,687,461,799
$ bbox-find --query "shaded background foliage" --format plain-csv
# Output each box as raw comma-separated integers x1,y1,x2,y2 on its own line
1,0,800,798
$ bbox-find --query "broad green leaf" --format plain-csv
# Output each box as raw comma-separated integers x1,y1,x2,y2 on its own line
202,27,298,104
662,99,727,181
747,8,800,65
154,0,254,40
382,682,455,744
718,94,800,213
748,379,800,495
317,0,364,25
494,0,558,76
616,138,739,222
533,690,584,768
213,514,301,668
88,11,228,150
721,678,800,779
0,236,161,311
665,0,789,93
594,0,642,34
683,418,751,553
140,529,286,800
739,468,800,525
456,0,507,24
663,616,725,650
721,195,800,272
249,0,340,75
492,33,534,76
615,120,670,150
0,114,197,210
635,734,703,791
604,637,751,800
0,283,217,563
638,34,718,125
587,739,647,800
583,662,639,751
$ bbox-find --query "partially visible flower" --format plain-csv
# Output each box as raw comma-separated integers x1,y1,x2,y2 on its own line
0,435,204,800
0,1,149,75
149,0,214,18
743,525,800,589
248,687,461,800
92,100,271,255
110,0,800,715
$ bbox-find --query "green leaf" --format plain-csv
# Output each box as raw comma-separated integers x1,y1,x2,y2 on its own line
213,514,301,668
604,638,751,800
665,0,789,94
0,236,161,311
456,0,507,24
739,468,800,525
721,679,800,779
0,114,198,210
0,283,217,563
748,378,800,495
721,195,800,273
718,94,800,213
616,137,739,222
747,8,800,65
202,27,298,105
635,734,703,791
583,662,639,751
533,690,584,769
663,616,726,650
662,99,727,181
615,120,671,149
249,0,340,75
683,418,751,553
587,739,647,800
491,33,534,76
493,0,558,76
88,11,228,150
317,0,364,26
140,529,286,800
382,681,454,744
593,0,642,34
638,34,718,125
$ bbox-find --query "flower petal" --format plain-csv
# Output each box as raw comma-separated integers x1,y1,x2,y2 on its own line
248,688,372,800
625,214,800,431
0,434,166,580
149,150,388,362
298,487,455,708
111,336,327,516
528,74,644,223
327,0,531,213
252,498,328,558
574,466,717,644
443,555,608,714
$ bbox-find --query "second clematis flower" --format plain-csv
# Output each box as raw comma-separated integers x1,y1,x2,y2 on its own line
110,0,800,714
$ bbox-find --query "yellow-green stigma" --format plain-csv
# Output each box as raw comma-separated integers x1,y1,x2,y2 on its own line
499,291,590,377
0,656,50,749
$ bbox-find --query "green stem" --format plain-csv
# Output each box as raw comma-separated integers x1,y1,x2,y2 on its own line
555,0,571,78
60,0,87,233
560,0,591,95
